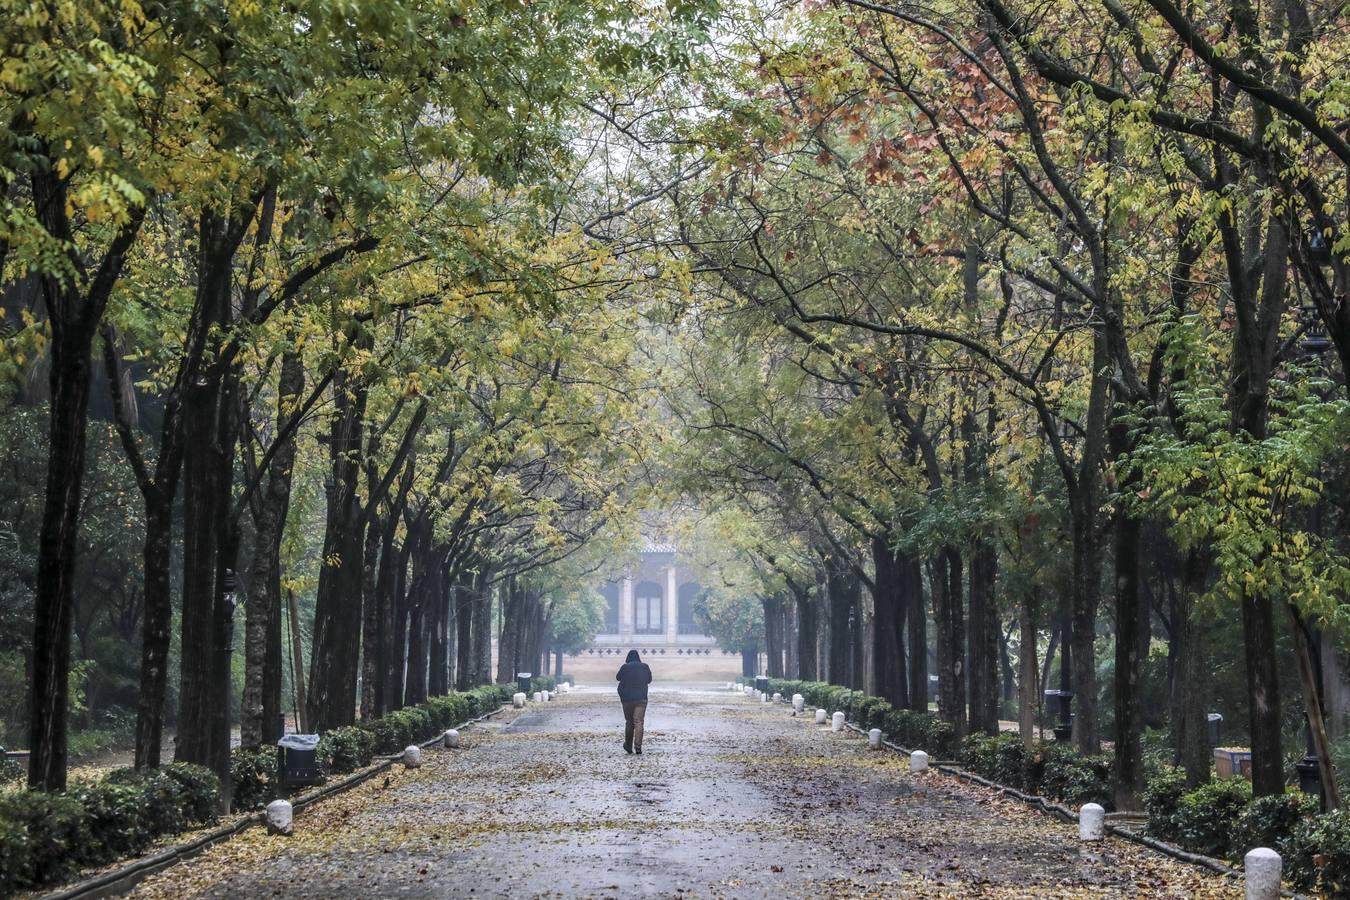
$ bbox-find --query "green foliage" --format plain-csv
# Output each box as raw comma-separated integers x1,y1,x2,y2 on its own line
0,791,86,889
1284,808,1350,895
317,727,376,775
1143,766,1188,844
531,675,557,694
0,758,20,786
66,779,152,864
960,734,1029,790
767,678,955,757
1173,778,1253,859
1231,793,1317,858
230,748,278,812
160,763,220,825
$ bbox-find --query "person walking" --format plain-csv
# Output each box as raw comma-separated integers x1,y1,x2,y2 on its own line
616,649,653,754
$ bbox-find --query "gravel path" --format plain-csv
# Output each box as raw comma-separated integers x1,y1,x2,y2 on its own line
127,684,1240,898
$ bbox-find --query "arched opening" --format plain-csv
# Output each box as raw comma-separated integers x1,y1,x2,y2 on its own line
634,580,663,634
678,583,703,635
600,582,620,633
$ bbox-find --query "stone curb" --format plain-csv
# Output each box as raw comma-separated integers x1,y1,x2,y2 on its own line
759,691,1305,899
39,704,512,900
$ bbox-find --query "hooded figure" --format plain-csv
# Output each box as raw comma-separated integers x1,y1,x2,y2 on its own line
616,649,653,754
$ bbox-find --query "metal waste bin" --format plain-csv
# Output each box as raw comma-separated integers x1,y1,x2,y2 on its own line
1207,713,1223,748
277,733,321,792
517,672,533,696
754,675,769,694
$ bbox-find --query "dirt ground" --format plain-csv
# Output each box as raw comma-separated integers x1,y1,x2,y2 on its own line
125,684,1241,898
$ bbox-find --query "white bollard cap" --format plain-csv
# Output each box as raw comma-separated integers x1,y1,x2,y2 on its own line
443,729,460,749
814,708,827,724
543,690,551,701
868,728,882,749
792,694,804,712
266,798,293,835
1079,802,1105,841
402,745,422,768
533,691,543,703
831,711,846,732
910,750,929,772
761,693,770,703
1244,847,1282,900
513,692,526,708
772,692,782,702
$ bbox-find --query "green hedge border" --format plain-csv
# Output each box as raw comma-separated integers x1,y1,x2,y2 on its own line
1,683,517,897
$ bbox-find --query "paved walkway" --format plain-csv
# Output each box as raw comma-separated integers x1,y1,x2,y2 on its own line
129,684,1238,898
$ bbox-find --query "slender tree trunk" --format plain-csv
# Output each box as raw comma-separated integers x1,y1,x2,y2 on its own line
871,536,907,707
404,582,427,706
903,552,927,710
287,589,308,732
307,360,369,732
134,499,173,769
471,569,494,685
358,512,384,720
1018,592,1039,747
1112,508,1145,810
967,540,999,735
796,589,817,682
242,348,302,749
428,564,449,696
455,573,474,691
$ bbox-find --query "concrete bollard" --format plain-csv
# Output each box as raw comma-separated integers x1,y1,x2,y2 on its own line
543,690,551,701
513,692,526,708
831,711,845,732
266,799,293,835
814,708,827,725
402,745,422,768
443,729,460,749
868,728,882,749
761,693,770,704
1244,848,1281,900
533,691,543,703
910,750,929,773
742,685,752,695
792,694,804,712
1079,803,1105,841
772,692,782,703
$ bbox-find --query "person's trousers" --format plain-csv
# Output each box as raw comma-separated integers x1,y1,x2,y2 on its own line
623,701,647,750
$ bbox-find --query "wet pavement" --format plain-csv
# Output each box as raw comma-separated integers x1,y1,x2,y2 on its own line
128,684,1239,898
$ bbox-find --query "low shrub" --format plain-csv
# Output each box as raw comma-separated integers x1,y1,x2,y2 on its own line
1143,766,1187,843
1284,807,1350,895
1028,743,1111,809
0,790,86,888
67,779,152,864
161,762,219,825
230,748,277,811
1174,778,1252,858
0,758,21,786
531,675,557,694
961,734,1029,791
318,726,375,775
1230,792,1317,858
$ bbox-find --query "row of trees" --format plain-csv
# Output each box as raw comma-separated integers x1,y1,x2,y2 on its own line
2,0,715,796
604,0,1350,813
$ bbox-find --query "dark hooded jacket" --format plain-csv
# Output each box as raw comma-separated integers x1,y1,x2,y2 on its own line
616,650,653,703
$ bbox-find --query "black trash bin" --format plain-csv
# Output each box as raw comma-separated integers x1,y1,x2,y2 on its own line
277,734,321,793
517,672,533,696
1206,713,1223,748
754,675,769,694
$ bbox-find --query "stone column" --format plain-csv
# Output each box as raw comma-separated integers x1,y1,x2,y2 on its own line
620,577,634,640
665,566,678,644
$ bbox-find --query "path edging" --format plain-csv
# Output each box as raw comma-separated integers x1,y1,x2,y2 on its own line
774,696,1303,898
39,704,511,900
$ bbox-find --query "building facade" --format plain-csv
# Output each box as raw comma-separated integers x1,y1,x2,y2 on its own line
581,544,722,660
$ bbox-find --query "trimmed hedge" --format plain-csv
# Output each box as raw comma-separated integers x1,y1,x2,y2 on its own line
1,684,515,894
0,763,218,895
958,734,1112,809
763,678,956,758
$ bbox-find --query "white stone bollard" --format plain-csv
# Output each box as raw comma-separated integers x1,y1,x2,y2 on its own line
742,685,752,695
402,745,422,768
772,692,782,702
792,694,804,712
868,728,882,749
1079,803,1105,841
443,729,460,749
910,750,929,773
761,693,770,704
831,711,845,732
814,708,827,725
560,683,570,693
266,799,293,835
533,691,543,703
1244,848,1282,900
543,690,551,701
513,692,526,708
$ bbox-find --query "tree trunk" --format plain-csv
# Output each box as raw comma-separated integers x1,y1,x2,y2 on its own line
455,573,474,691
428,563,449,696
870,535,907,707
1018,592,1039,747
763,594,785,678
242,348,303,749
795,591,817,682
471,569,494,685
307,360,369,732
903,552,927,711
967,540,999,735
1112,507,1145,810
